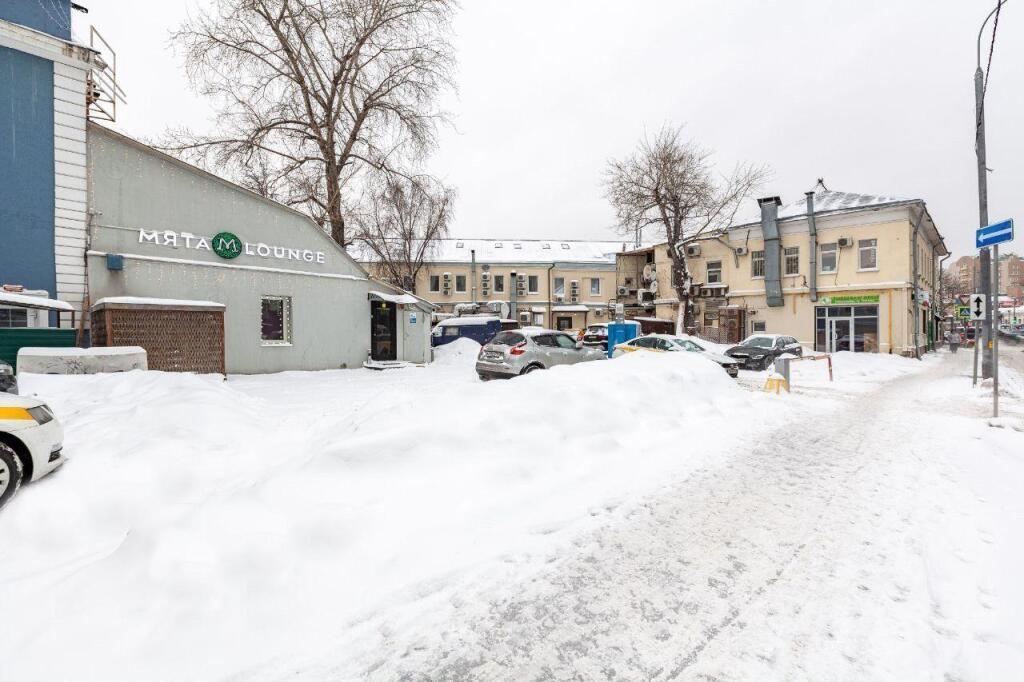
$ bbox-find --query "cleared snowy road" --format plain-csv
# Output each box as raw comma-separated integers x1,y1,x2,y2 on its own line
354,352,1024,681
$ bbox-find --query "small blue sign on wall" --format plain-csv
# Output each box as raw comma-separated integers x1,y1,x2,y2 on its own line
976,219,1014,249
409,311,417,324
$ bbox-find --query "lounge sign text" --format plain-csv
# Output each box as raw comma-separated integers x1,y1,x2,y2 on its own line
138,229,326,265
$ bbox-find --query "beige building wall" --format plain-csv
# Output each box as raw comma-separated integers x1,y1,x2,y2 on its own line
617,202,947,355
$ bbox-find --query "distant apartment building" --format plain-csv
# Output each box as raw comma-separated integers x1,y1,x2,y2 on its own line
951,253,1024,301
357,239,626,330
615,190,949,356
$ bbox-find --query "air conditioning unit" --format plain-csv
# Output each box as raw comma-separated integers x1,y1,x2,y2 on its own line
554,294,564,302
838,237,854,248
616,285,629,297
735,246,748,256
642,263,657,281
518,311,530,322
442,286,451,296
516,274,526,283
686,244,702,258
594,308,604,317
481,272,491,281
570,280,579,290
570,295,579,303
481,287,490,297
688,284,701,297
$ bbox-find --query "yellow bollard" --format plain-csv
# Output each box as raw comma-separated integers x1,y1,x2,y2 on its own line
763,375,789,394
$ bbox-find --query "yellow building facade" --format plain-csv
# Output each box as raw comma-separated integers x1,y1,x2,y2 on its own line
616,191,949,355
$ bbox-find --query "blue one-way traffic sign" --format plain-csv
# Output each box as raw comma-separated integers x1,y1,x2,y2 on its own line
976,218,1014,249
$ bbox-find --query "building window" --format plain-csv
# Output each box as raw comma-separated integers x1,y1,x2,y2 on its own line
455,275,467,292
820,243,837,273
784,247,799,275
528,275,540,294
561,243,570,250
493,275,505,293
554,277,565,296
752,320,767,332
590,278,601,296
706,260,722,284
703,310,719,326
261,296,292,345
859,239,878,270
428,275,440,292
0,308,29,328
751,250,765,278
532,312,544,325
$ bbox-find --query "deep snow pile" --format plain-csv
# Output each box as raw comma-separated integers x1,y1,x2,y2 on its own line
1,349,793,681
431,336,481,365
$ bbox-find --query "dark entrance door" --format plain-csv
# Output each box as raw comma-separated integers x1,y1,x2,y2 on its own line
370,301,397,361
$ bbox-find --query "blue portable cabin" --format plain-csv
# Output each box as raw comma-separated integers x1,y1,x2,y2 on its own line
431,315,503,347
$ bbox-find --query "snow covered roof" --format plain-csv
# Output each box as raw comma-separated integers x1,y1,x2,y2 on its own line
437,316,500,327
0,290,74,312
92,296,225,309
350,239,627,265
369,290,420,305
730,190,917,229
552,305,589,312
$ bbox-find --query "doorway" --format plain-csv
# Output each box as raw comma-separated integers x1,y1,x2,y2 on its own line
556,316,572,331
370,301,397,361
826,318,851,353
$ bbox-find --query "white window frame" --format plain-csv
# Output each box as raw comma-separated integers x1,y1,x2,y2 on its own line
590,278,601,296
820,243,838,274
752,320,767,333
532,312,544,325
261,295,292,346
428,275,440,293
706,260,722,284
455,274,467,292
751,250,765,279
528,275,540,294
784,246,800,276
553,277,565,296
858,239,878,271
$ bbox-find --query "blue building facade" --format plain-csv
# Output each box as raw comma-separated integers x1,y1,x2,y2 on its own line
0,46,57,297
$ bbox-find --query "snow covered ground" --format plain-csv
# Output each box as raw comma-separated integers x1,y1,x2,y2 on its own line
1,342,1022,681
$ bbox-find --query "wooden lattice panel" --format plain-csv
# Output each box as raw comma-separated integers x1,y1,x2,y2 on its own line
91,307,225,375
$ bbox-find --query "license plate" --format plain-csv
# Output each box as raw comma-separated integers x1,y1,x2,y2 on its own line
484,352,503,361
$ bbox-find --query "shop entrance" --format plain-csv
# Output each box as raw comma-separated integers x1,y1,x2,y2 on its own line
556,316,573,331
815,303,880,353
370,301,397,361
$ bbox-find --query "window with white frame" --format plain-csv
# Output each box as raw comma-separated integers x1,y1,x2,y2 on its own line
428,275,440,292
493,274,505,293
784,246,800,275
528,275,540,294
261,296,292,345
820,243,838,273
553,277,565,296
706,260,722,284
590,278,601,295
455,274,467,292
751,250,765,278
752,320,766,332
532,312,544,325
859,239,878,270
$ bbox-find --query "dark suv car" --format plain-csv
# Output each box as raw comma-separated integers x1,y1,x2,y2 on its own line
725,334,803,370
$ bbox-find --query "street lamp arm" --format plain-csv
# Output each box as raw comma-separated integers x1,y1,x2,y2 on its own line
978,0,1008,70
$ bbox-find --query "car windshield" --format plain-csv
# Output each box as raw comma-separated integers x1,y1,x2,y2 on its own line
672,339,703,352
742,336,775,348
490,331,525,346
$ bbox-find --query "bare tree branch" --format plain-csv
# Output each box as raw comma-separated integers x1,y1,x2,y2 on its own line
604,125,770,332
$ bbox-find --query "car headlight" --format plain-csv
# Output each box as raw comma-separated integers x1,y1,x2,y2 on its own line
0,362,13,376
26,405,54,425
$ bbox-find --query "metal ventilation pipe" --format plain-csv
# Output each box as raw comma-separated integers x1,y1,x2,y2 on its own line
806,191,818,302
471,249,477,305
759,196,784,307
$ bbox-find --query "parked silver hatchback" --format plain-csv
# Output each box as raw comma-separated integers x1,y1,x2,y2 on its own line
476,328,606,380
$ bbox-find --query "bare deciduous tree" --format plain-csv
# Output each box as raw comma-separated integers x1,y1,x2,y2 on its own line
165,0,456,247
352,175,454,292
604,125,769,333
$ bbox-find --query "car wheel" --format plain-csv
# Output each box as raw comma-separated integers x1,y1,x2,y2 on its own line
0,442,24,510
521,364,542,375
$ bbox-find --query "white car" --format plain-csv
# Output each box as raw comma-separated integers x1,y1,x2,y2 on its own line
0,394,65,509
611,333,740,377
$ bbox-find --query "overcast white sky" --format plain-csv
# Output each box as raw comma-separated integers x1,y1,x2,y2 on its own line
72,0,1023,259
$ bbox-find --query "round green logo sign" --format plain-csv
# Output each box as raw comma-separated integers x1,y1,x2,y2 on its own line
212,231,242,259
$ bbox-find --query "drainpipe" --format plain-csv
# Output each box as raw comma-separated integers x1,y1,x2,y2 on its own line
911,209,923,358
938,251,951,346
471,249,478,306
759,197,784,307
547,263,556,328
805,192,818,302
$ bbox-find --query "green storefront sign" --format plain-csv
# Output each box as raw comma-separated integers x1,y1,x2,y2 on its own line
819,294,880,305
212,231,242,259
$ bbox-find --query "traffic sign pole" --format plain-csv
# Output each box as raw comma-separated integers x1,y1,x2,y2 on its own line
993,244,999,417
